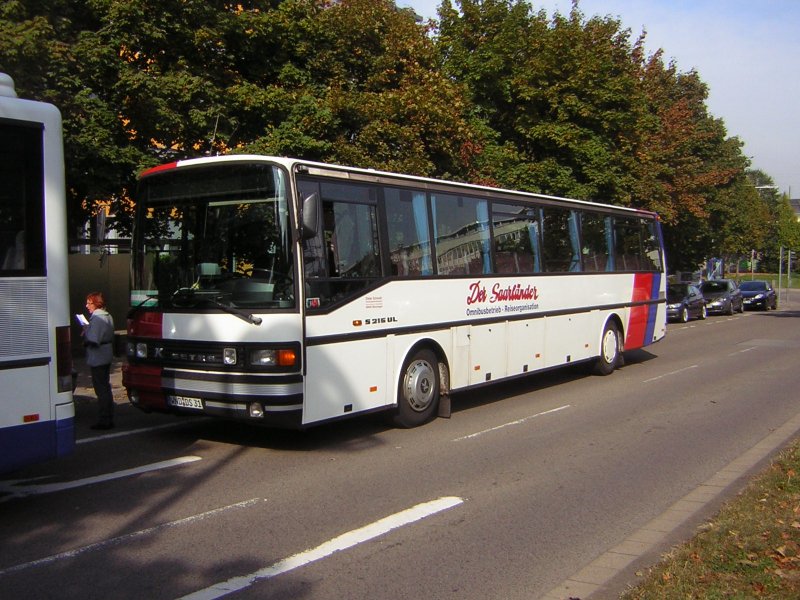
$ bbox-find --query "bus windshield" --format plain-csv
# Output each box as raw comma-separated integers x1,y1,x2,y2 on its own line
132,163,295,309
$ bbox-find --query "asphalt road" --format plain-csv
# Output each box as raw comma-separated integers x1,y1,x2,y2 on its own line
2,297,800,600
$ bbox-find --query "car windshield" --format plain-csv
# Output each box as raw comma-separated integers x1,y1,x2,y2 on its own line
131,162,295,309
701,281,727,293
667,284,688,302
739,281,767,291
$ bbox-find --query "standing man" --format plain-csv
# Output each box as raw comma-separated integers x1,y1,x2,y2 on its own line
83,291,115,430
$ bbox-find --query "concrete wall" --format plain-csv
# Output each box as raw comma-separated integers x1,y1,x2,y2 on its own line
68,254,130,352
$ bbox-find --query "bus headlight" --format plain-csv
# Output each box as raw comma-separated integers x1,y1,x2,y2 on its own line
223,347,237,365
249,348,298,367
250,349,278,366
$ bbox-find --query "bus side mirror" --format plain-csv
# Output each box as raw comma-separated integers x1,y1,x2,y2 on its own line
301,193,319,240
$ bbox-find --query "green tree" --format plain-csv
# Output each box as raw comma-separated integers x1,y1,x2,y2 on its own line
438,0,647,201
747,170,800,272
244,0,480,179
0,0,479,235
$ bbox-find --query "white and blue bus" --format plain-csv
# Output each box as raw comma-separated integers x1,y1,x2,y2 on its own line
0,73,74,472
123,155,666,429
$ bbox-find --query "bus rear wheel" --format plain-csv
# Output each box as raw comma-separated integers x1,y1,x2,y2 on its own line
593,322,621,376
393,348,440,428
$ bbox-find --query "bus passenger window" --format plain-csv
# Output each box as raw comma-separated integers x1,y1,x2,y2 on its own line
541,207,581,272
641,219,663,271
326,202,380,279
580,212,611,272
385,188,432,276
491,203,540,274
613,217,644,271
432,194,491,276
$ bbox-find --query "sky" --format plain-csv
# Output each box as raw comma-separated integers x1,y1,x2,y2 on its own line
402,0,800,197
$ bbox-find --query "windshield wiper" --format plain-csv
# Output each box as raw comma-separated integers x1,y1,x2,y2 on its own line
208,295,263,326
172,288,262,326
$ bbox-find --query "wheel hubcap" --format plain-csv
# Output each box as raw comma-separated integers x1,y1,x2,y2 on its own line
404,359,435,412
602,329,618,363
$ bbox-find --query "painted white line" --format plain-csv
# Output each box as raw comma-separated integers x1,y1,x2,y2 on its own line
178,496,464,600
0,498,263,576
452,405,570,442
642,364,699,383
0,456,201,501
76,421,203,444
729,346,757,356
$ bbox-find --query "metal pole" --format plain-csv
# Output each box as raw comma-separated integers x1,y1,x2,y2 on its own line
779,246,784,304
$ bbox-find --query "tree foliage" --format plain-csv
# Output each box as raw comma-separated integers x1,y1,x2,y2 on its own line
0,0,781,270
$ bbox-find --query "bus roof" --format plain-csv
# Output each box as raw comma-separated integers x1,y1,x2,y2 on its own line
138,154,658,218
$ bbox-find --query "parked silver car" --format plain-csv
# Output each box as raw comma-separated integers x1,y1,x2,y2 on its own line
700,279,743,315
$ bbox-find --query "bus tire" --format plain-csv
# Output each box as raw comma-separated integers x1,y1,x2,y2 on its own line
393,348,440,428
593,321,621,376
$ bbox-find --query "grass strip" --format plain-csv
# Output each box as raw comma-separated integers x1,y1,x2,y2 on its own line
623,438,800,599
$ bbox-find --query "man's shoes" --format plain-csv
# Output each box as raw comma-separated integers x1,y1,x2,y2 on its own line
90,422,114,430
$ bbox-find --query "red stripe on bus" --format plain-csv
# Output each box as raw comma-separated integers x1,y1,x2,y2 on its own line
128,311,163,338
625,273,654,350
139,161,179,178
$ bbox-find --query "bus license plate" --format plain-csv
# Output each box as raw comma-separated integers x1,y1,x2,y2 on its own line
170,395,203,410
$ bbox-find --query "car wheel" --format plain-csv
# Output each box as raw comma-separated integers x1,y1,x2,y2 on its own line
726,300,734,315
738,300,744,313
393,348,439,428
680,306,689,323
699,304,707,320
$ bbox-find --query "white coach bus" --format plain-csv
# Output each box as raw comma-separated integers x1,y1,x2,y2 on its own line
123,155,666,428
0,73,74,472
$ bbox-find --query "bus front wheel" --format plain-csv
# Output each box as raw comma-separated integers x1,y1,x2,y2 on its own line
394,349,440,428
593,322,621,376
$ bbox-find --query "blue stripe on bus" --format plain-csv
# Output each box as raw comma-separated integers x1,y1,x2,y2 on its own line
644,273,662,344
0,417,75,474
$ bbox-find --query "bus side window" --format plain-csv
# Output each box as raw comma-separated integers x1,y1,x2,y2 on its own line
491,202,540,274
580,212,610,273
326,201,380,279
299,178,382,309
432,193,491,276
641,218,663,271
541,206,582,273
385,188,432,276
613,217,644,271
0,121,45,275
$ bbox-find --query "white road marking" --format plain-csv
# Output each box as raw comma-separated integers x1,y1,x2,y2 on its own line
642,364,699,383
0,456,201,501
0,498,263,576
76,421,204,445
730,346,757,355
452,405,571,442
177,496,465,600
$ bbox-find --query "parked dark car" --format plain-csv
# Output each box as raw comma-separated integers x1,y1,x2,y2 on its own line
700,279,743,315
739,280,777,310
667,283,707,322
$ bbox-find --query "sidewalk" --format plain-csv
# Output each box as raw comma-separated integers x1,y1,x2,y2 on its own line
71,353,128,422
